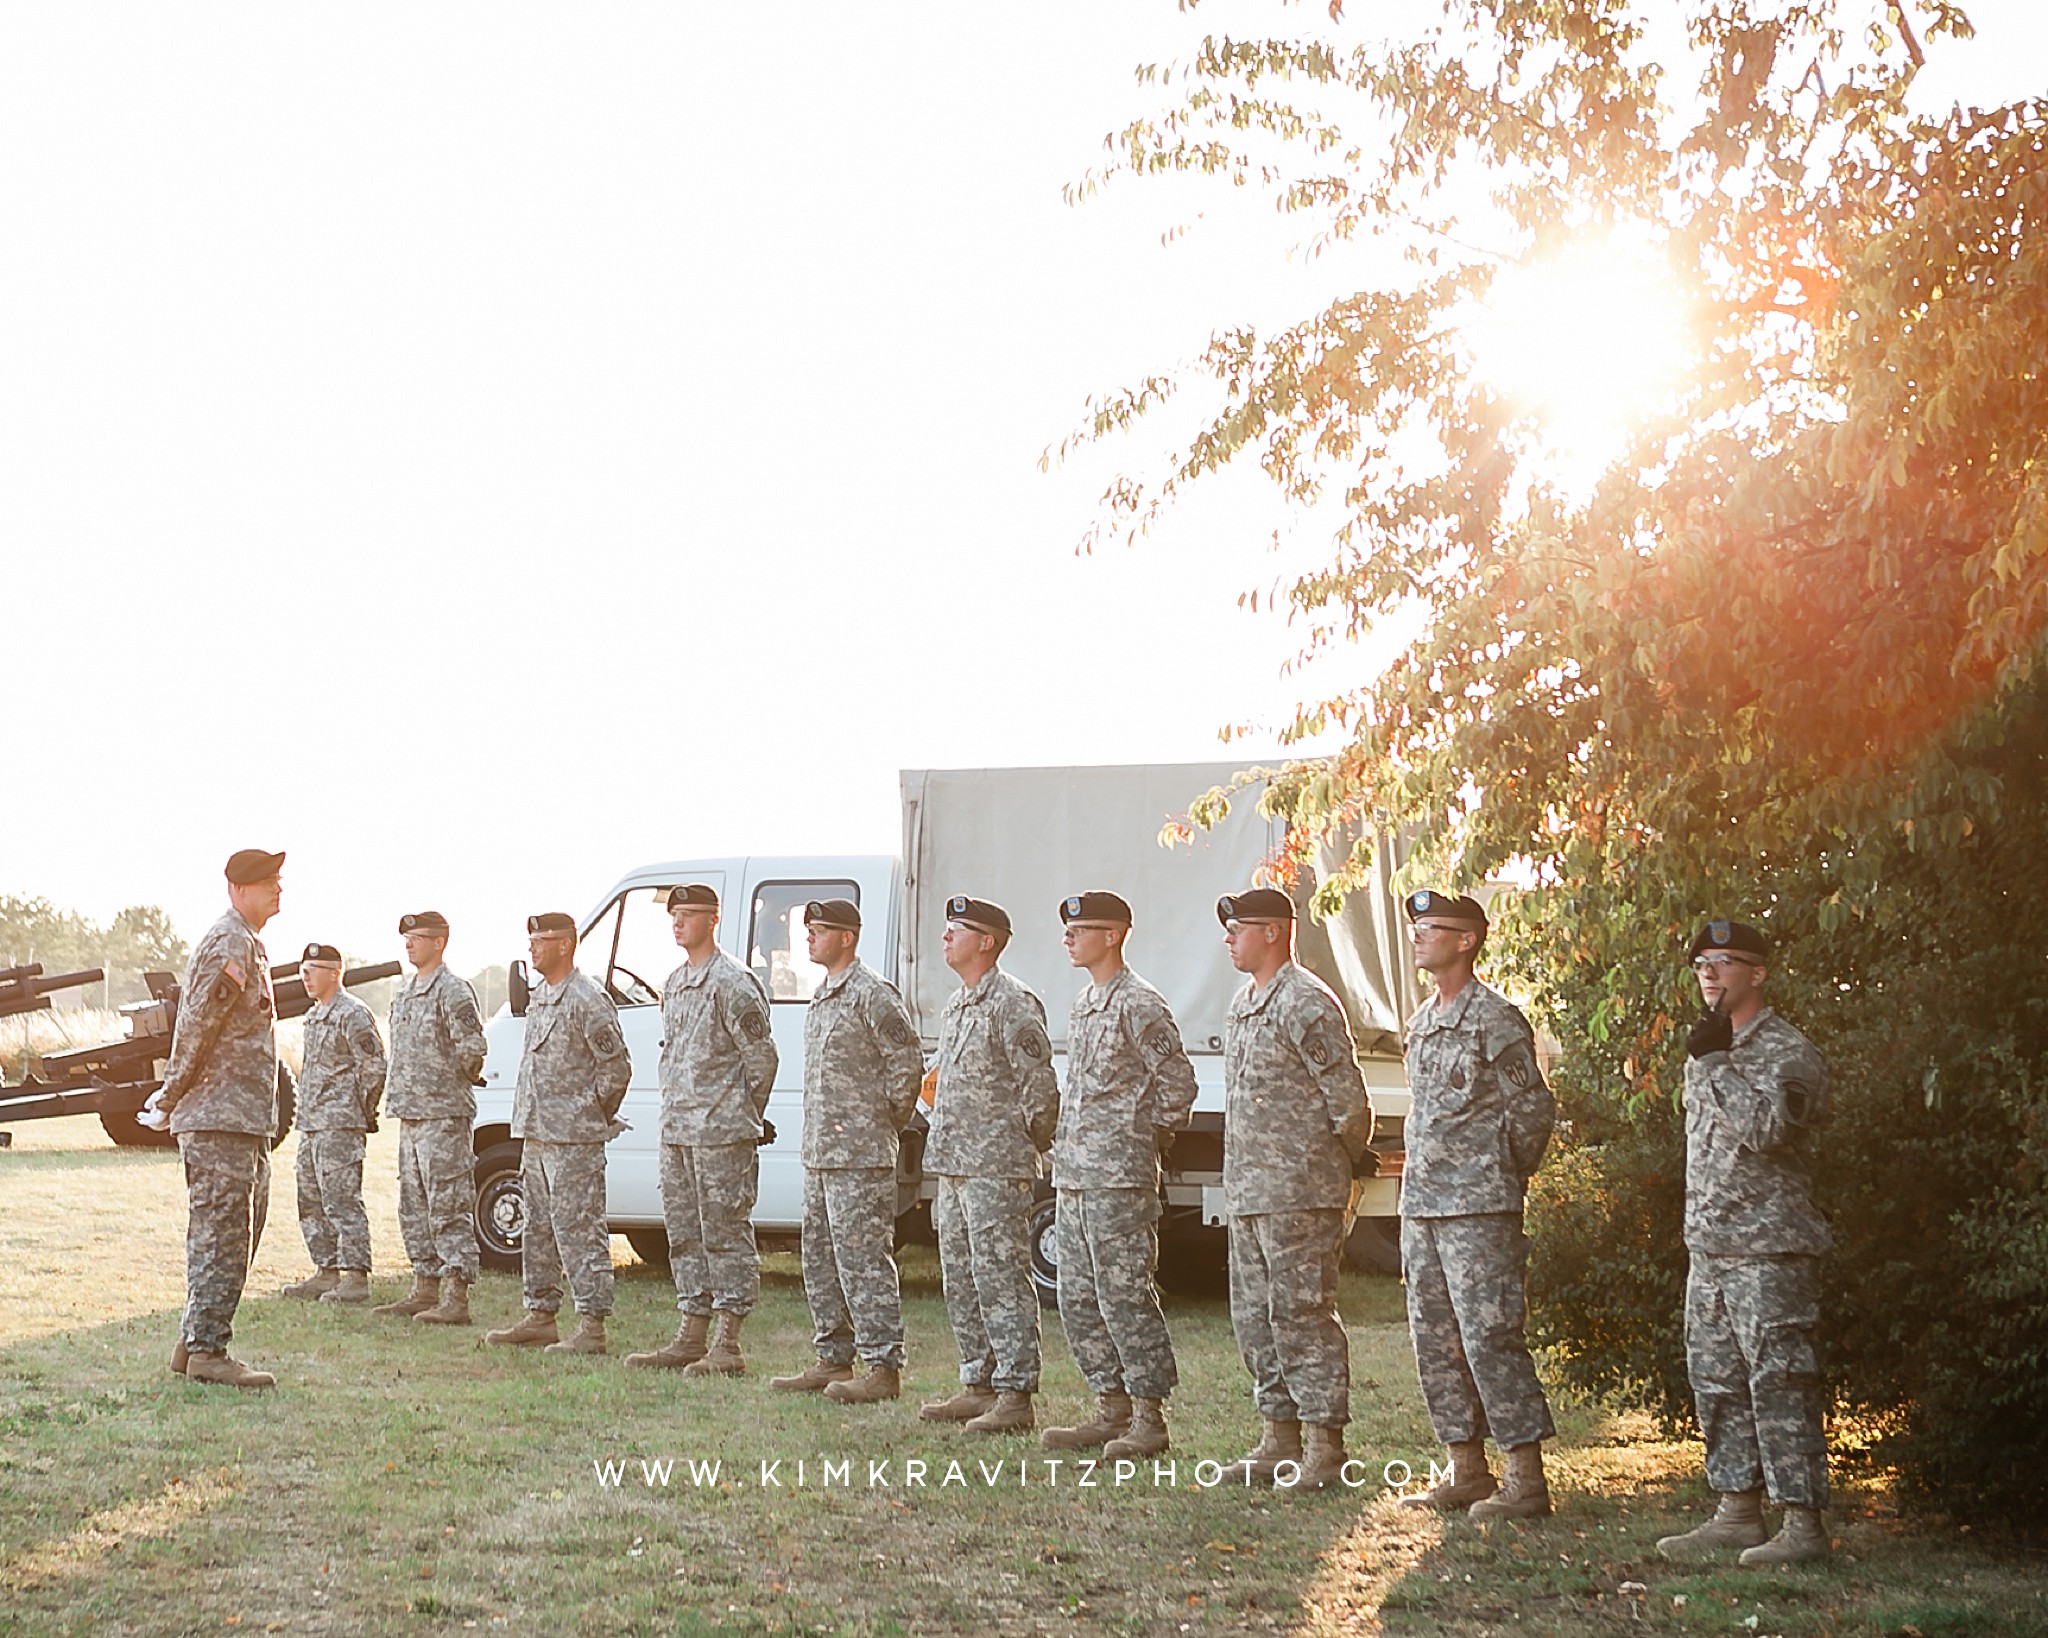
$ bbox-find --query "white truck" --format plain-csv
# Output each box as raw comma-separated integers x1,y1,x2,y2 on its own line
468,763,1422,1296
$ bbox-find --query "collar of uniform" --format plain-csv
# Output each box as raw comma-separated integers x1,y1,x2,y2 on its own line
306,993,336,1021
676,954,717,988
1236,960,1297,1016
813,962,858,1002
1420,981,1479,1035
956,966,1003,1006
1076,966,1130,1014
1732,1005,1777,1047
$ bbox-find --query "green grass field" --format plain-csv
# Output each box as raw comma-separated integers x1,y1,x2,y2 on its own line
2,1116,2041,1636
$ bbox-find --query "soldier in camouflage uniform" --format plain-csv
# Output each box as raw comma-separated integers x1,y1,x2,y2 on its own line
1218,888,1375,1490
487,913,633,1356
372,911,488,1326
1041,891,1197,1459
1397,890,1558,1520
150,848,287,1389
626,883,779,1376
767,897,925,1404
1657,919,1833,1569
919,895,1060,1436
282,941,387,1306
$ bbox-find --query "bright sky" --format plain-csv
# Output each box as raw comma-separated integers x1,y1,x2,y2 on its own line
6,2,2041,970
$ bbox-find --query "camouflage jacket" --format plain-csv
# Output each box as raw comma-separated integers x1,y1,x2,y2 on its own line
1683,1007,1833,1257
658,948,778,1144
296,988,387,1132
512,968,632,1144
802,959,924,1169
924,966,1059,1180
1223,962,1373,1213
1053,965,1198,1190
1401,978,1554,1217
161,909,279,1137
384,964,487,1121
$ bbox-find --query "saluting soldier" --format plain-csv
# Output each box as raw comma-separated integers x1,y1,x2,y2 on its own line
918,895,1060,1436
768,898,925,1404
1218,888,1375,1490
281,942,387,1306
626,884,779,1376
1657,919,1834,1568
1040,891,1197,1459
373,911,488,1326
149,848,288,1389
1397,890,1558,1520
487,913,632,1356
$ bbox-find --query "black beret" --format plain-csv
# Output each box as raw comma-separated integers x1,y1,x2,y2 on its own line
225,848,285,885
1216,888,1294,926
527,912,576,936
301,942,343,964
1404,889,1489,929
804,898,862,931
1688,919,1769,963
945,895,1011,935
398,911,449,936
1060,891,1132,927
666,883,720,913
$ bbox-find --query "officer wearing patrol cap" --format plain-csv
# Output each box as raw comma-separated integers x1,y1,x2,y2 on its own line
1397,888,1558,1519
1218,887,1375,1490
373,910,489,1326
767,897,925,1404
282,941,387,1307
919,895,1060,1435
1040,891,1198,1460
487,913,633,1356
626,883,779,1376
151,848,287,1388
1658,919,1834,1569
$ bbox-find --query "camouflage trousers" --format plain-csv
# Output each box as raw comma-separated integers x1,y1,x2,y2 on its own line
932,1174,1040,1392
801,1166,905,1369
397,1117,477,1283
295,1128,370,1272
178,1130,270,1354
1227,1208,1349,1427
1402,1212,1556,1449
1055,1186,1178,1400
521,1140,614,1318
660,1141,759,1316
1686,1252,1829,1508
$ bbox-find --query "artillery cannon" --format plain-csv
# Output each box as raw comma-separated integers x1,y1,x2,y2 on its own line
0,962,106,1020
0,958,400,1149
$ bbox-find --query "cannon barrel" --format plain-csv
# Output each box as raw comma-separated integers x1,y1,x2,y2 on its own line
0,965,106,1020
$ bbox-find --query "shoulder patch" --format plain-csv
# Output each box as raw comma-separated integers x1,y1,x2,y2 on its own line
739,1007,771,1042
1140,1018,1181,1061
1782,1078,1814,1125
221,957,247,989
593,1018,627,1057
1015,1024,1051,1063
1501,1046,1537,1091
881,1014,915,1048
1301,1025,1335,1068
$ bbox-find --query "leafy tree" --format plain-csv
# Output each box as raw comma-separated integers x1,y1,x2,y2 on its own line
0,896,190,1007
1075,0,2047,1513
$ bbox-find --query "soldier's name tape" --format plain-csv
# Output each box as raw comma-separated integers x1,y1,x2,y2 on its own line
591,1453,1441,1493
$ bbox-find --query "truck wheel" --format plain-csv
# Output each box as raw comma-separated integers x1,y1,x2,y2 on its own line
623,1225,669,1267
269,1063,296,1152
1343,1214,1402,1276
1029,1193,1059,1310
473,1140,525,1274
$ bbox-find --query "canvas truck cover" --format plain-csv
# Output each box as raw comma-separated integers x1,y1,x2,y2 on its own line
898,764,1419,1057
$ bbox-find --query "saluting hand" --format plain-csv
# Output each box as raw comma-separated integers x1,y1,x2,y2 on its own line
1686,1004,1733,1060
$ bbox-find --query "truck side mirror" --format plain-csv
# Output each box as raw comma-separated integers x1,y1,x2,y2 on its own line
508,960,530,1018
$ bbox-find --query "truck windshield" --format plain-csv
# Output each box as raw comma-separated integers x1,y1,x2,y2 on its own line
749,880,858,1001
600,887,684,1007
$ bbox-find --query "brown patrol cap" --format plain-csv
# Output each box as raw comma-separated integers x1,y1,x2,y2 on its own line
225,848,285,885
804,898,862,931
1404,889,1488,930
527,912,575,936
1216,888,1293,926
666,884,720,913
1060,891,1132,927
945,895,1010,935
398,911,449,936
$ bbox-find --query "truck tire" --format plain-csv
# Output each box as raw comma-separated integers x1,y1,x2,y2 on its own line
623,1225,669,1268
97,1062,296,1152
270,1063,296,1151
1029,1191,1060,1310
473,1140,525,1274
1343,1214,1402,1276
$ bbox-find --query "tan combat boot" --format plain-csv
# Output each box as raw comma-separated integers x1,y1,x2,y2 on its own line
824,1364,902,1404
414,1276,471,1326
320,1271,371,1305
281,1268,340,1299
919,1384,998,1423
486,1309,561,1348
1400,1439,1498,1510
1103,1397,1170,1460
1235,1418,1303,1484
682,1313,746,1376
770,1358,856,1393
625,1313,710,1370
1469,1441,1551,1521
372,1275,440,1316
185,1350,276,1390
1284,1424,1349,1492
170,1338,188,1375
1041,1391,1132,1451
544,1315,608,1356
964,1390,1035,1435
1656,1490,1768,1559
1737,1505,1830,1568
